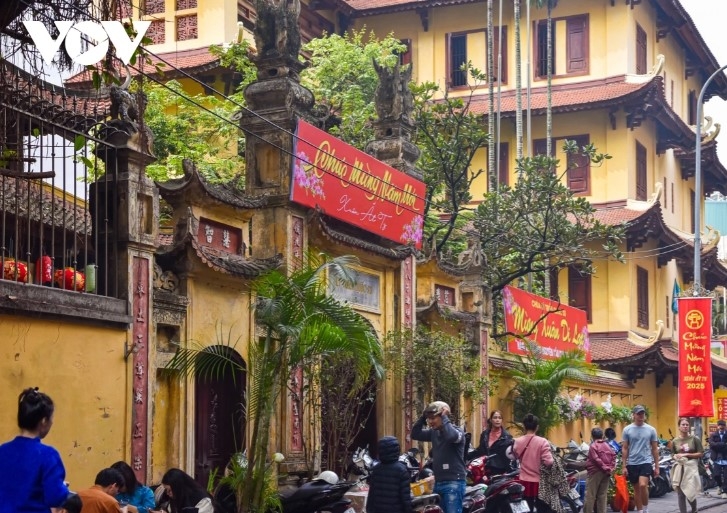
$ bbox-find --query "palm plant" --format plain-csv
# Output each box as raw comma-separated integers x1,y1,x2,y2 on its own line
166,253,383,513
506,342,595,438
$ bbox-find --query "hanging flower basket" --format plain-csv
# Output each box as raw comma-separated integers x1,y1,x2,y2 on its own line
3,259,28,282
54,268,85,291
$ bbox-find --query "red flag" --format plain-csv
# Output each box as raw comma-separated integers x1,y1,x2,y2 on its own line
677,297,714,417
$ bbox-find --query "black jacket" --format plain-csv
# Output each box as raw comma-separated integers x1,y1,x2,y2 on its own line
469,428,514,473
411,415,466,481
367,436,412,513
708,429,727,462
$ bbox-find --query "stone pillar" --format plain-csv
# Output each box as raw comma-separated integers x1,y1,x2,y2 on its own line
365,62,422,445
91,120,158,482
240,16,314,468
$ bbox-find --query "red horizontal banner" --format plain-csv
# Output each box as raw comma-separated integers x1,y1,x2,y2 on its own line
291,120,426,248
503,285,590,361
677,297,714,418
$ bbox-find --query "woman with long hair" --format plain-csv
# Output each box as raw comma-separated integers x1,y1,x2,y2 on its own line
159,468,215,513
112,461,156,513
468,410,513,473
0,387,69,512
668,418,703,513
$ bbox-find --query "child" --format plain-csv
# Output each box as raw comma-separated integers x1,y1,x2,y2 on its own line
366,436,412,513
58,494,83,513
585,427,616,513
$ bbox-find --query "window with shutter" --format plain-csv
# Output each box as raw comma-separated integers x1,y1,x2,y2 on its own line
498,143,509,186
533,138,552,157
566,16,588,74
567,135,590,194
550,268,559,301
636,24,647,74
637,266,649,328
491,27,508,83
399,39,412,66
568,266,592,322
449,33,468,87
636,141,647,201
688,90,698,125
536,20,552,77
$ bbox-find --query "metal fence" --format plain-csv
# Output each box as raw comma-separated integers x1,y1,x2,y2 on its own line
0,60,123,298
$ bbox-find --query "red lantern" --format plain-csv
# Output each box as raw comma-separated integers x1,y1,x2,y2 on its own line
54,268,85,291
35,255,52,284
3,259,28,282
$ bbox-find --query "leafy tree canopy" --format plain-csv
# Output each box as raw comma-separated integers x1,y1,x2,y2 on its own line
474,143,624,295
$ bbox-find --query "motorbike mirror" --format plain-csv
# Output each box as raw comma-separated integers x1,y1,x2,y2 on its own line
668,428,673,437
579,432,583,440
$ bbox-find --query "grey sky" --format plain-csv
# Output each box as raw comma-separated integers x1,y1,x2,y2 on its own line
681,0,727,167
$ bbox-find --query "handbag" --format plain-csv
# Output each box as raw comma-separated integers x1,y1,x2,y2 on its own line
613,473,630,513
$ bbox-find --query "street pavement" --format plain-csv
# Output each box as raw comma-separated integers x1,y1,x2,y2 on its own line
641,489,727,513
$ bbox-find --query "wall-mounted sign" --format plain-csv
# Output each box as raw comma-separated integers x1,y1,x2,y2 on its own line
291,120,425,249
198,217,243,255
435,284,456,306
503,285,591,361
328,267,381,312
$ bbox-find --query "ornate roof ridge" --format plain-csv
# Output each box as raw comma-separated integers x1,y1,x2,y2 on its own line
314,213,414,260
415,298,477,321
157,159,268,210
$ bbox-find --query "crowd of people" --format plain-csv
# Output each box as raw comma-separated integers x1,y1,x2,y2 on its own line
0,388,215,513
4,386,727,513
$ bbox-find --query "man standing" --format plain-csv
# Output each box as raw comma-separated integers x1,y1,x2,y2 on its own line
621,405,659,513
411,401,466,513
77,468,125,513
708,419,727,498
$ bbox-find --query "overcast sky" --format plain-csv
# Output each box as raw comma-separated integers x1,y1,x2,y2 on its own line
681,0,727,167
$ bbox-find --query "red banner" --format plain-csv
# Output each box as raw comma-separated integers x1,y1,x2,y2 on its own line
677,297,714,417
503,285,590,361
291,120,426,248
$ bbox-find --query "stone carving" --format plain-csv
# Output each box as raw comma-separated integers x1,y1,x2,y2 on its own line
373,59,414,124
253,0,301,61
153,262,180,293
110,85,139,124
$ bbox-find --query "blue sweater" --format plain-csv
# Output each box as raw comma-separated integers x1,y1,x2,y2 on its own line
0,436,69,513
116,485,156,513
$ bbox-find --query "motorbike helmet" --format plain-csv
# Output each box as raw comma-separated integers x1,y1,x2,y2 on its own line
313,470,339,485
424,401,450,417
419,468,434,479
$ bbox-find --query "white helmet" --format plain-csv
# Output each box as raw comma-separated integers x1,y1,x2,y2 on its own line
314,470,339,485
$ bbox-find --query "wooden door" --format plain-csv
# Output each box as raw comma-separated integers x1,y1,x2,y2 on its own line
194,348,246,487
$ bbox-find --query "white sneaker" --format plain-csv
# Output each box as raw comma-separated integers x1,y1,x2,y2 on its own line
721,492,727,499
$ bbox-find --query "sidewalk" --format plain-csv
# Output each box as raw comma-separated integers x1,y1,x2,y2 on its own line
642,489,727,513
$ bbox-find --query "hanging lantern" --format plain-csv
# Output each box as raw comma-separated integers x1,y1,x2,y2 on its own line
85,264,96,293
3,259,28,282
35,255,52,285
54,268,85,291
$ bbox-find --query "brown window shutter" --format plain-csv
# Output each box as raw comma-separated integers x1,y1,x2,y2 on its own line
567,135,590,194
636,141,647,201
636,24,647,74
498,142,509,186
492,26,508,83
568,266,592,322
566,16,588,73
637,266,649,328
399,39,412,66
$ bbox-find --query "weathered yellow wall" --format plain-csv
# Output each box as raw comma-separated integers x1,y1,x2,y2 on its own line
0,314,129,488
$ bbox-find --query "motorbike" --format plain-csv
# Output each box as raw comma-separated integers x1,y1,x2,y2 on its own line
279,474,357,513
701,447,719,491
481,469,530,513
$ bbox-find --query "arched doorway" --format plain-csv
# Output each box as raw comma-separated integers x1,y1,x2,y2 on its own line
194,347,246,487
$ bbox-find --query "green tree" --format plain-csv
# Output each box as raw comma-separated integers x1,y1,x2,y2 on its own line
300,28,407,149
384,326,494,426
166,253,383,513
474,142,624,295
142,40,256,183
506,343,595,437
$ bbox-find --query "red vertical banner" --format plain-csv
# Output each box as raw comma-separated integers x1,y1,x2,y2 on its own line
677,297,714,417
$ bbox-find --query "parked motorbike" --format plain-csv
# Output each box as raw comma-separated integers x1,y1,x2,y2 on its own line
701,447,719,491
279,472,357,513
481,469,530,513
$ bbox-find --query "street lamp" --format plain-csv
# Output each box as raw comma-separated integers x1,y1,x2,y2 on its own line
693,63,727,293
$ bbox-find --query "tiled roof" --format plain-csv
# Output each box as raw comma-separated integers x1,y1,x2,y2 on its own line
591,202,652,227
468,76,656,116
590,334,651,362
338,0,477,15
65,47,222,86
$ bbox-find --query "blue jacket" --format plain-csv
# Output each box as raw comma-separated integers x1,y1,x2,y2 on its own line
0,436,69,513
116,484,156,513
367,436,412,513
411,415,466,481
